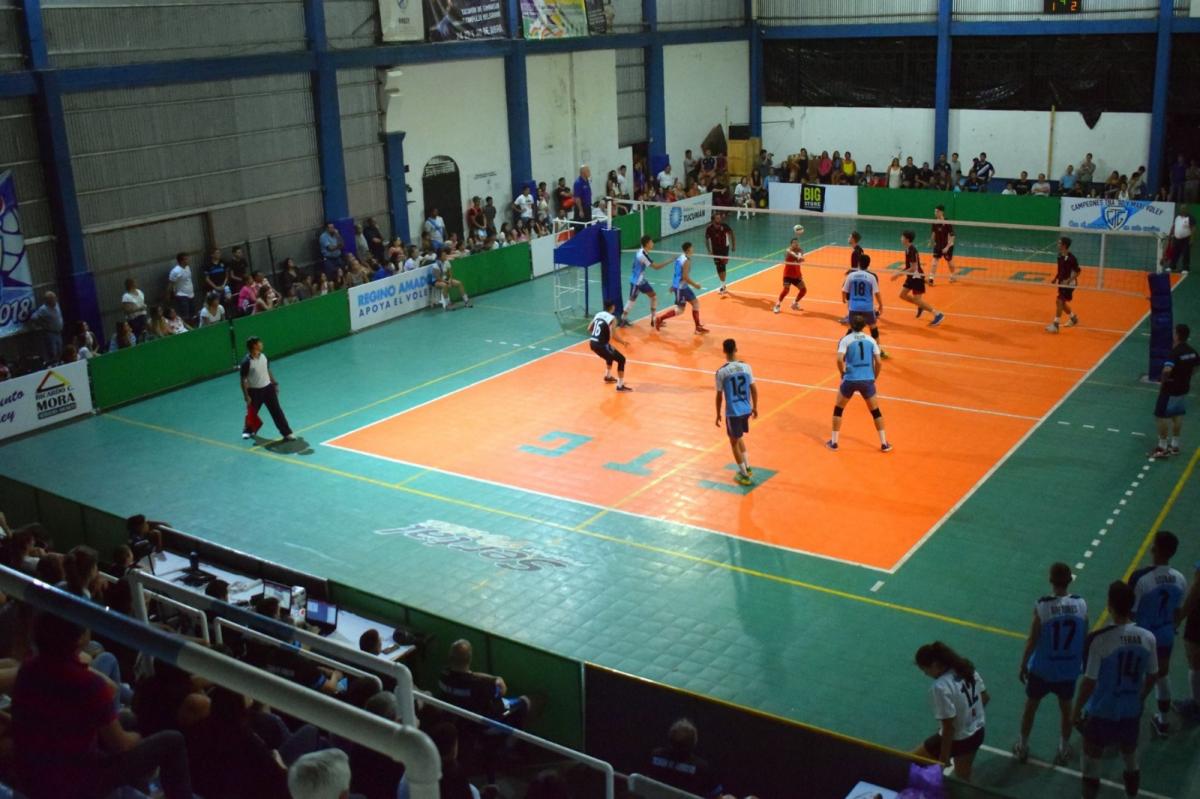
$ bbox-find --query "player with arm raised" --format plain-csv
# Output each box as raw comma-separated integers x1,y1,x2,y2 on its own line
774,229,806,314
714,338,758,486
827,314,892,452
705,212,736,295
653,243,709,334
590,299,633,392
894,230,945,326
842,253,887,358
1047,236,1081,333
928,205,957,285
620,235,671,327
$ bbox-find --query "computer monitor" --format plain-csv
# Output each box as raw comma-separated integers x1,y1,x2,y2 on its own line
262,580,292,609
306,598,339,635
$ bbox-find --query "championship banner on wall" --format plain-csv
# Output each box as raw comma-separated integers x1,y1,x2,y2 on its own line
0,171,35,339
0,361,93,441
348,266,434,332
520,0,588,38
663,193,712,236
379,0,424,41
1060,198,1176,235
423,0,506,41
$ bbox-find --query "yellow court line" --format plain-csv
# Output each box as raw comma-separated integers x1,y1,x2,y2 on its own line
102,412,1024,641
1093,445,1200,631
293,329,568,436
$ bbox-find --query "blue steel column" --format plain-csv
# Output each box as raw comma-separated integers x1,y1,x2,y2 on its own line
644,0,667,171
505,0,533,198
304,0,350,226
748,15,762,139
1146,0,1172,196
21,0,103,338
382,131,410,244
933,0,952,162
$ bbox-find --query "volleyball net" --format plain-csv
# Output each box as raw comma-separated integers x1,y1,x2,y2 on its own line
615,198,1164,297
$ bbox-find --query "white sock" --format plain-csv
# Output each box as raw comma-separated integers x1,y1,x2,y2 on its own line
741,459,749,473
879,430,888,445
1159,437,1169,448
1190,669,1200,701
463,294,470,303
1171,436,1180,448
605,369,612,379
1156,680,1172,703
831,430,840,444
616,376,624,388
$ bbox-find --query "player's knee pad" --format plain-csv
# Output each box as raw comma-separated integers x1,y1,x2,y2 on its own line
871,408,883,419
832,406,845,418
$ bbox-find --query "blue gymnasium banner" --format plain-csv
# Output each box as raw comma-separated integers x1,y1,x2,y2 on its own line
0,172,35,339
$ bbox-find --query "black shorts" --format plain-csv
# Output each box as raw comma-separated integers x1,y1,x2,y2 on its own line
934,245,954,261
725,414,750,439
1154,392,1187,419
903,275,926,294
713,253,729,269
782,276,804,288
1025,673,1076,701
589,341,624,367
1082,716,1140,750
1058,287,1076,301
923,727,985,759
1184,610,1200,645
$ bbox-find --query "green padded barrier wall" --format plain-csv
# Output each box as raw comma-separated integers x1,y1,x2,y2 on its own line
488,634,584,749
82,506,134,561
231,290,351,359
402,606,492,690
613,213,642,250
953,192,1061,227
451,243,532,300
858,188,955,219
0,476,39,529
87,321,237,410
34,489,87,550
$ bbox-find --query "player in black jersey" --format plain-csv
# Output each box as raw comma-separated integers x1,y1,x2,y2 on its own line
590,299,632,391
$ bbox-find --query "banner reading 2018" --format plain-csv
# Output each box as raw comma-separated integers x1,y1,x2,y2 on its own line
0,171,35,339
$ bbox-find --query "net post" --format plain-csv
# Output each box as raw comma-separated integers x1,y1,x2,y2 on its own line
639,200,644,240
1098,232,1107,291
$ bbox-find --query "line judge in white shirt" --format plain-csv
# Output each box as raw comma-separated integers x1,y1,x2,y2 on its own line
240,336,295,441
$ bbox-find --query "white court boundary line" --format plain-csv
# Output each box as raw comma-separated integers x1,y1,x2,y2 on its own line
977,744,1173,799
555,349,1040,421
889,273,1187,572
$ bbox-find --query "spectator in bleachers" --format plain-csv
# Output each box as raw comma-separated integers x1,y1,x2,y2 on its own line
480,196,497,234
949,152,963,185
646,718,724,798
974,153,995,189
1013,171,1032,196
1059,164,1077,196
353,224,369,258
62,545,100,600
1077,153,1096,193
422,209,447,254
858,165,877,187
203,248,229,300
536,184,552,226
3,526,45,574
916,161,933,189
28,291,63,364
187,685,290,799
466,197,484,237
841,151,857,184
13,611,195,799
886,157,902,189
817,150,834,184
682,149,697,186
1032,173,1052,197
168,252,196,320
279,257,309,302
1000,182,1017,196
288,748,352,799
72,320,98,358
1128,166,1146,199
552,178,572,215
162,305,191,335
1169,154,1187,203
831,150,843,182
120,277,148,340
349,692,406,799
1102,170,1122,199
616,166,629,198
228,246,250,294
424,721,479,799
656,163,675,194
438,638,529,728
363,217,386,262
200,291,227,327
358,628,382,656
900,156,918,189
107,321,137,352
319,223,344,278
513,185,535,227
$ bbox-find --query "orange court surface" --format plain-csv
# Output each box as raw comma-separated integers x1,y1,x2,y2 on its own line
326,246,1155,572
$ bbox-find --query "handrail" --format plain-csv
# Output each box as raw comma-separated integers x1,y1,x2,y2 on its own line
214,617,382,694
627,773,702,799
0,565,440,799
146,589,211,644
125,568,417,726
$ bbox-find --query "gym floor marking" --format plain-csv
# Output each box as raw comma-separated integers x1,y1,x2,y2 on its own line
326,250,1157,571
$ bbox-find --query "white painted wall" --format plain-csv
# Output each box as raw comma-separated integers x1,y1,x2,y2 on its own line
526,50,629,193
760,104,1151,181
663,41,749,167
383,60,512,238
948,109,1151,181
761,106,934,174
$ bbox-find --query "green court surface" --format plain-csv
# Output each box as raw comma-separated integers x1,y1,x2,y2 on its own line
2,214,1198,799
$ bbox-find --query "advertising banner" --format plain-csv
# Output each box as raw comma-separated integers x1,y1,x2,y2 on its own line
348,267,434,332
1060,197,1175,235
530,232,557,277
662,193,712,237
0,360,93,441
767,182,858,215
423,0,506,41
585,0,608,33
799,183,826,213
520,0,588,38
0,171,35,339
379,0,424,41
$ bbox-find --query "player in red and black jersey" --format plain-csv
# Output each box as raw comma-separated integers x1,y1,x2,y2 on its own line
705,212,736,295
774,236,806,313
928,205,956,285
1046,236,1081,333
849,230,867,272
894,230,944,326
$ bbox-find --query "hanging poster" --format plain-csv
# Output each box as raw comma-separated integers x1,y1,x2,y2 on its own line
423,0,507,41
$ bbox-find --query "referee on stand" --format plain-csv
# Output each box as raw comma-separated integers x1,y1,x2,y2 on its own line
241,336,295,441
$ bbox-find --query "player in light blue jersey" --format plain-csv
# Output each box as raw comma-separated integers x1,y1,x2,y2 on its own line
841,252,887,358
620,235,672,327
1129,530,1188,736
827,315,890,452
653,243,708,334
1014,562,1088,765
714,338,758,486
1074,581,1158,799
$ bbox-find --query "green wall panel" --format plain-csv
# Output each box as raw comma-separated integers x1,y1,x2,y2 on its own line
83,507,133,562
489,635,583,748
87,322,236,410
35,489,86,550
858,187,955,219
405,606,491,691
232,291,351,359
952,192,1061,227
452,244,531,300
0,476,39,530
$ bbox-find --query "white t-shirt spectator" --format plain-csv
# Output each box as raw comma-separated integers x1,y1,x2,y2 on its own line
1174,213,1194,240
1032,179,1051,196
402,257,418,272
657,170,674,190
734,182,752,205
199,304,226,327
514,192,534,220
168,263,194,299
929,670,987,740
121,288,147,321
616,172,628,196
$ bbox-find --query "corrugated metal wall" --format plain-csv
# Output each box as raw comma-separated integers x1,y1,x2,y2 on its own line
758,0,937,24
616,49,647,146
40,0,308,68
0,0,24,73
610,0,645,31
952,0,1160,20
339,67,390,234
63,74,324,331
324,0,381,49
658,0,743,28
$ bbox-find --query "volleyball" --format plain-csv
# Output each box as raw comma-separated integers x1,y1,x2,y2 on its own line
793,224,805,235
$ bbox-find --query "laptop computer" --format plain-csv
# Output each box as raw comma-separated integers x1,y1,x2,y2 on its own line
305,598,339,636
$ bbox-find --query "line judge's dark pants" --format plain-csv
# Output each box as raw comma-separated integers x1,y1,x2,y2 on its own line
1169,236,1191,271
246,383,293,437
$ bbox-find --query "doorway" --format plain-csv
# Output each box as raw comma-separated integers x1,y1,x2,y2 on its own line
422,156,464,242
